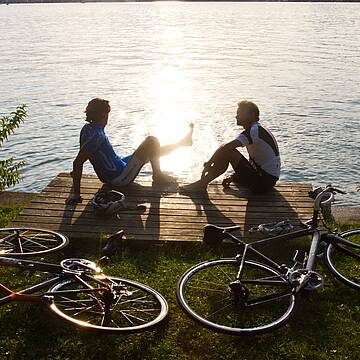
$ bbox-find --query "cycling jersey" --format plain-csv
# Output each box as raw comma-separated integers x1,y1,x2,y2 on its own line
80,123,129,183
235,122,281,178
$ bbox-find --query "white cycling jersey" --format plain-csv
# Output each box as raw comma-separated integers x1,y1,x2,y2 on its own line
235,122,281,178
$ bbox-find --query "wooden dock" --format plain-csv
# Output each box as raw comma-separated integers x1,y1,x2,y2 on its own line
11,173,314,242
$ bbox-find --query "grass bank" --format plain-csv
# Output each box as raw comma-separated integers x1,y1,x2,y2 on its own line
0,205,23,228
0,205,359,360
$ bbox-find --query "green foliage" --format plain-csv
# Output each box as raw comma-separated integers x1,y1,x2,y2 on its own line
0,105,27,191
0,205,23,227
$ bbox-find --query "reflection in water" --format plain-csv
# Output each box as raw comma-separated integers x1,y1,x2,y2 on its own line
0,2,359,206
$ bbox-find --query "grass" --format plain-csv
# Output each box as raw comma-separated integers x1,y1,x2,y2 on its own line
0,205,359,360
0,205,23,228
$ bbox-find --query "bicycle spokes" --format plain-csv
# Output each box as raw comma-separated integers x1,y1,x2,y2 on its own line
179,260,295,332
49,276,166,331
0,228,68,256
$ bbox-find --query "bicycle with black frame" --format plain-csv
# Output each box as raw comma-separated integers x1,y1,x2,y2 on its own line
177,185,360,335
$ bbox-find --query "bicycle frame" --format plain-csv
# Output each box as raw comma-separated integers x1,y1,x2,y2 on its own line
225,212,352,288
0,256,63,304
221,188,348,283
0,256,109,306
225,227,323,281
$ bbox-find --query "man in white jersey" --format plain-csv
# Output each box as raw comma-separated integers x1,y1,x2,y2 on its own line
181,100,280,193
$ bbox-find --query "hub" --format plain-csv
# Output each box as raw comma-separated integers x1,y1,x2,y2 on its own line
228,281,249,305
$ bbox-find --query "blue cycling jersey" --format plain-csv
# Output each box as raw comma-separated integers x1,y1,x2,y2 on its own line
80,123,130,183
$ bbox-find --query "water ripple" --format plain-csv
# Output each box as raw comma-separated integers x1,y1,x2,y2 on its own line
0,2,359,206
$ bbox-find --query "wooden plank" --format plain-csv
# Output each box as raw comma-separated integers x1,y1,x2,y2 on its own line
31,196,314,210
13,213,308,229
19,208,310,222
19,200,314,215
38,187,313,203
47,181,313,196
11,172,314,242
50,173,313,191
57,172,313,188
56,171,312,186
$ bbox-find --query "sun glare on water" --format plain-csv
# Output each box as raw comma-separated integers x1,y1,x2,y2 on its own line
112,12,222,182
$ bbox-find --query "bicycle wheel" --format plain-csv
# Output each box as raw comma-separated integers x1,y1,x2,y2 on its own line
177,259,296,335
47,275,168,334
0,228,69,257
325,229,360,290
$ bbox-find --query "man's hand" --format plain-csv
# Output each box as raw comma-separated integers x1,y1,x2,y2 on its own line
66,193,83,205
222,174,235,189
70,146,90,203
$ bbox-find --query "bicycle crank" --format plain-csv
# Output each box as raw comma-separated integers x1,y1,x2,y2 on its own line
289,269,324,291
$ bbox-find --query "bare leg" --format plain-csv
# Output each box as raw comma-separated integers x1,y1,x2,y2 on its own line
160,123,194,156
181,145,242,192
132,124,194,184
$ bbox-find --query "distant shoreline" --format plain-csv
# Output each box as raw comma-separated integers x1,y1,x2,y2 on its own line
1,0,359,4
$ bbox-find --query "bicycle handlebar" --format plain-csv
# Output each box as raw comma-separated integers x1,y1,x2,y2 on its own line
314,191,334,211
311,185,346,211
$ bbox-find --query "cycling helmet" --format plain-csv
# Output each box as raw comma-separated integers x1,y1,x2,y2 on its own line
91,190,126,215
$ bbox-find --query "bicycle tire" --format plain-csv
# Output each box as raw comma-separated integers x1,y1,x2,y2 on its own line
325,229,360,290
0,228,69,257
47,275,168,334
177,258,297,335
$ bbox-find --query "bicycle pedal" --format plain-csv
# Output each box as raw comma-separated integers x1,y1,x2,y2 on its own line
303,272,324,291
102,233,124,257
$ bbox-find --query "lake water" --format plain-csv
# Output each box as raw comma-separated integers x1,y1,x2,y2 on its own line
0,2,359,206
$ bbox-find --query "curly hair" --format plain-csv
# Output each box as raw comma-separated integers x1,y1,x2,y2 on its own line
237,100,259,121
84,98,111,122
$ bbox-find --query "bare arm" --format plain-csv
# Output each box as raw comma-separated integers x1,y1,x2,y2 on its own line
204,140,242,167
222,139,243,152
66,147,91,204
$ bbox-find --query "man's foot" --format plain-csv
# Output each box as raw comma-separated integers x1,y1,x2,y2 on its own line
180,180,207,193
153,172,177,184
181,123,194,146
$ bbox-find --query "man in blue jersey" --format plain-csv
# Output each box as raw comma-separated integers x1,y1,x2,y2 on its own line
181,100,280,193
67,98,193,204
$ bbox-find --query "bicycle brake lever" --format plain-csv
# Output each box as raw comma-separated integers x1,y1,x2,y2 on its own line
325,184,346,195
333,188,347,195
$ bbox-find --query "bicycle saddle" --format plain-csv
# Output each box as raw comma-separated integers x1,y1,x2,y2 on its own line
203,224,241,246
102,230,125,256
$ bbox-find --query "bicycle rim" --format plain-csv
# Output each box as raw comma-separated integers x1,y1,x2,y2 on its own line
325,229,360,290
177,259,296,335
0,228,69,256
48,275,168,334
